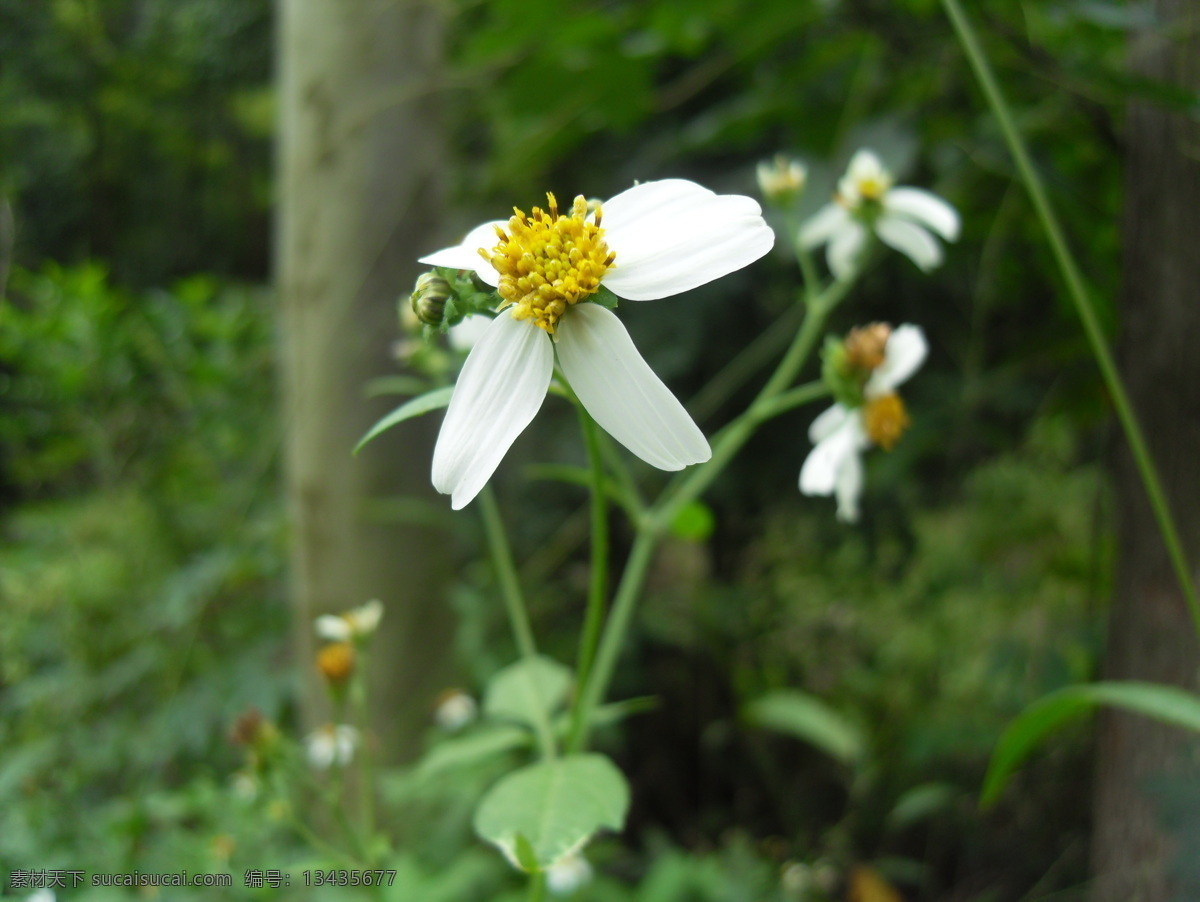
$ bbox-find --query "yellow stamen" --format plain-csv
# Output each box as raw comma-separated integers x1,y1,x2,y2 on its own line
482,194,615,333
863,393,910,450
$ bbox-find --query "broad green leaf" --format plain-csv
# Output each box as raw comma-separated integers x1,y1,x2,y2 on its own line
981,681,1200,807
484,656,574,731
744,689,866,765
354,386,454,454
473,753,630,871
415,725,529,779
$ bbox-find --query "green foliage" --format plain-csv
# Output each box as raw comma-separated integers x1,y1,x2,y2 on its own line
473,754,631,871
744,689,866,766
981,681,1200,807
355,386,454,454
483,655,576,732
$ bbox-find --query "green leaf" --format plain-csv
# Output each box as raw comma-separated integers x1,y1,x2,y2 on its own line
354,386,454,453
415,726,529,779
473,754,630,871
744,689,866,766
981,681,1200,808
483,656,574,731
669,500,716,542
886,782,957,831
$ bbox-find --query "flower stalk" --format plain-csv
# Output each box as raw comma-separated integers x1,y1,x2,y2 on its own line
940,0,1200,639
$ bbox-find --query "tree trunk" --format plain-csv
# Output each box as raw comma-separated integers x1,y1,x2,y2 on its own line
276,0,453,760
1091,3,1200,899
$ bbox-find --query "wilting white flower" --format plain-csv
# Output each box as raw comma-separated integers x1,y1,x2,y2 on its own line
305,724,359,769
314,599,384,642
545,851,594,896
434,688,478,732
799,150,959,280
800,324,927,522
419,179,775,509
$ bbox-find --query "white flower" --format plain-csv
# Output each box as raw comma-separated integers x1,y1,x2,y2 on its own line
314,599,384,642
799,150,959,280
756,155,807,204
305,724,359,769
27,892,56,902
419,179,775,509
545,851,593,896
434,688,478,731
448,315,494,351
799,324,927,521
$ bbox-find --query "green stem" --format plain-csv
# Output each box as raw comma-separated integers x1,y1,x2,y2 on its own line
566,529,660,754
350,652,376,854
479,486,558,759
527,871,547,902
940,0,1200,639
690,302,805,423
573,407,610,695
568,278,854,753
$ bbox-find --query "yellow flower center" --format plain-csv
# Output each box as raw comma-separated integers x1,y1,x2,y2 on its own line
482,193,615,333
863,392,910,450
856,176,889,202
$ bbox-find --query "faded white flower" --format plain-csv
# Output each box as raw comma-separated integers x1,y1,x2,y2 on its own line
545,851,593,896
434,688,478,732
314,599,384,642
800,149,959,280
305,724,359,770
800,324,927,522
419,179,774,509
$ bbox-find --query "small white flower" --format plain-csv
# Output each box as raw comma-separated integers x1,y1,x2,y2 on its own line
305,724,359,769
232,771,260,801
545,851,593,896
314,599,384,642
800,324,927,521
447,315,494,352
756,155,808,204
27,892,56,902
419,179,775,509
434,688,478,732
799,149,959,280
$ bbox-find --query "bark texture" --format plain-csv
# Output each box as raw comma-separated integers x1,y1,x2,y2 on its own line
276,0,453,759
1091,2,1200,899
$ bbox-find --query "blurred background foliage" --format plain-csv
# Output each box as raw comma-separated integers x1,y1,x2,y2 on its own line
0,0,1149,897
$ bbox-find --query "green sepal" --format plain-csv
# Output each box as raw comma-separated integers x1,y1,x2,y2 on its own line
821,335,863,409
591,286,620,309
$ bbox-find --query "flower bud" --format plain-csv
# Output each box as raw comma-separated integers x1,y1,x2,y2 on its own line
756,155,807,206
410,271,452,326
316,641,356,684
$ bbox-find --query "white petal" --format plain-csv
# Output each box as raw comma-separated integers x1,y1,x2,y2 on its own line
834,446,865,523
798,203,851,250
314,615,352,642
827,220,868,281
884,187,960,241
799,416,861,497
866,324,928,396
418,220,505,286
875,216,943,272
556,304,710,470
808,403,852,443
432,314,554,509
599,180,774,301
